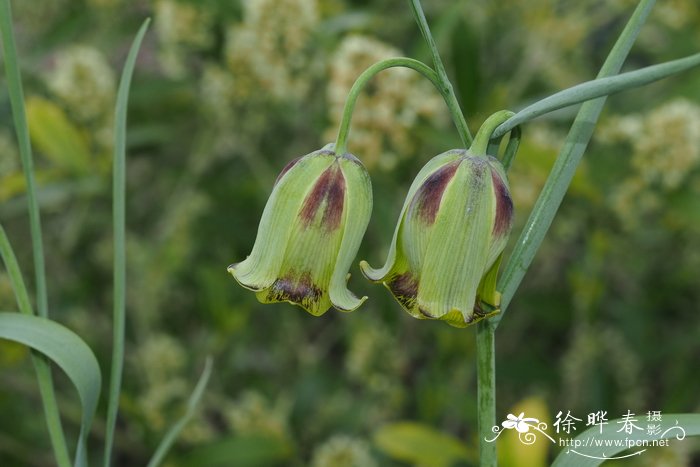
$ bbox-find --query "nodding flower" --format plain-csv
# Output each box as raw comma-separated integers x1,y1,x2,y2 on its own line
361,148,513,327
228,145,372,316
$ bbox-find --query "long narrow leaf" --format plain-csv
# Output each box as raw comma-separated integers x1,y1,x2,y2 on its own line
0,0,48,320
494,0,657,327
0,312,101,467
551,413,700,466
146,358,214,467
103,18,151,467
494,52,700,138
0,1,69,463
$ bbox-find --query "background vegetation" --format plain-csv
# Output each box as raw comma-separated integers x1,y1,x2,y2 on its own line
1,0,699,465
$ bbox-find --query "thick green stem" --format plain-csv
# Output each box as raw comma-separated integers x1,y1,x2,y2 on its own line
408,0,472,145
334,57,464,154
476,320,496,467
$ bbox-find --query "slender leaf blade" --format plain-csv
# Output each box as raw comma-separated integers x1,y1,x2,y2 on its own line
0,312,101,467
104,18,151,467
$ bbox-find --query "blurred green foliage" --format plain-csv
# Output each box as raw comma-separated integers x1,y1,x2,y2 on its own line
1,0,699,465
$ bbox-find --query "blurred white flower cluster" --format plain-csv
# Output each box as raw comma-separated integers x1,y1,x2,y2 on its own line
224,0,319,100
46,45,116,123
154,0,214,78
599,99,700,229
311,435,377,467
225,391,291,440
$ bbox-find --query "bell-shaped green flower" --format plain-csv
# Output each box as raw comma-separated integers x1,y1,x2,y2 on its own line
229,146,372,316
360,149,513,327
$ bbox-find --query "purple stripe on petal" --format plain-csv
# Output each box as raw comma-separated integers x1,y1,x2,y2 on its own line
491,169,514,237
274,157,302,186
299,164,346,232
413,160,461,224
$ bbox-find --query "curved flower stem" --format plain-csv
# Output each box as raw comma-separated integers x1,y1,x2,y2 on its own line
470,110,516,156
408,0,472,146
334,57,468,154
491,51,700,139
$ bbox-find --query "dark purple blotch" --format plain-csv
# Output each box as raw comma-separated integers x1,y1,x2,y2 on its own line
299,164,346,232
267,271,322,306
412,160,461,224
388,271,419,310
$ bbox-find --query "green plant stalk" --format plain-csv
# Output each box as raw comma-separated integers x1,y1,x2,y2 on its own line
104,19,150,467
334,57,453,154
0,2,71,465
493,0,657,328
408,0,472,146
476,320,496,467
469,110,516,467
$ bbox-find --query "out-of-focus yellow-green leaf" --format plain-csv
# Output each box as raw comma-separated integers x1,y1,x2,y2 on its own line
0,172,26,202
26,96,91,173
499,396,552,467
0,339,27,365
373,421,473,467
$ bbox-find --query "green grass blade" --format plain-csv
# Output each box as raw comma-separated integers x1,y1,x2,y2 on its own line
0,0,70,461
0,224,34,318
103,18,151,467
494,0,656,328
0,312,101,467
551,413,700,466
146,357,214,467
494,52,700,138
0,0,49,320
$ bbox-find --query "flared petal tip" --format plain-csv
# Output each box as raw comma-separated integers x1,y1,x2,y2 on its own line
359,260,387,282
227,262,266,293
331,294,368,313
